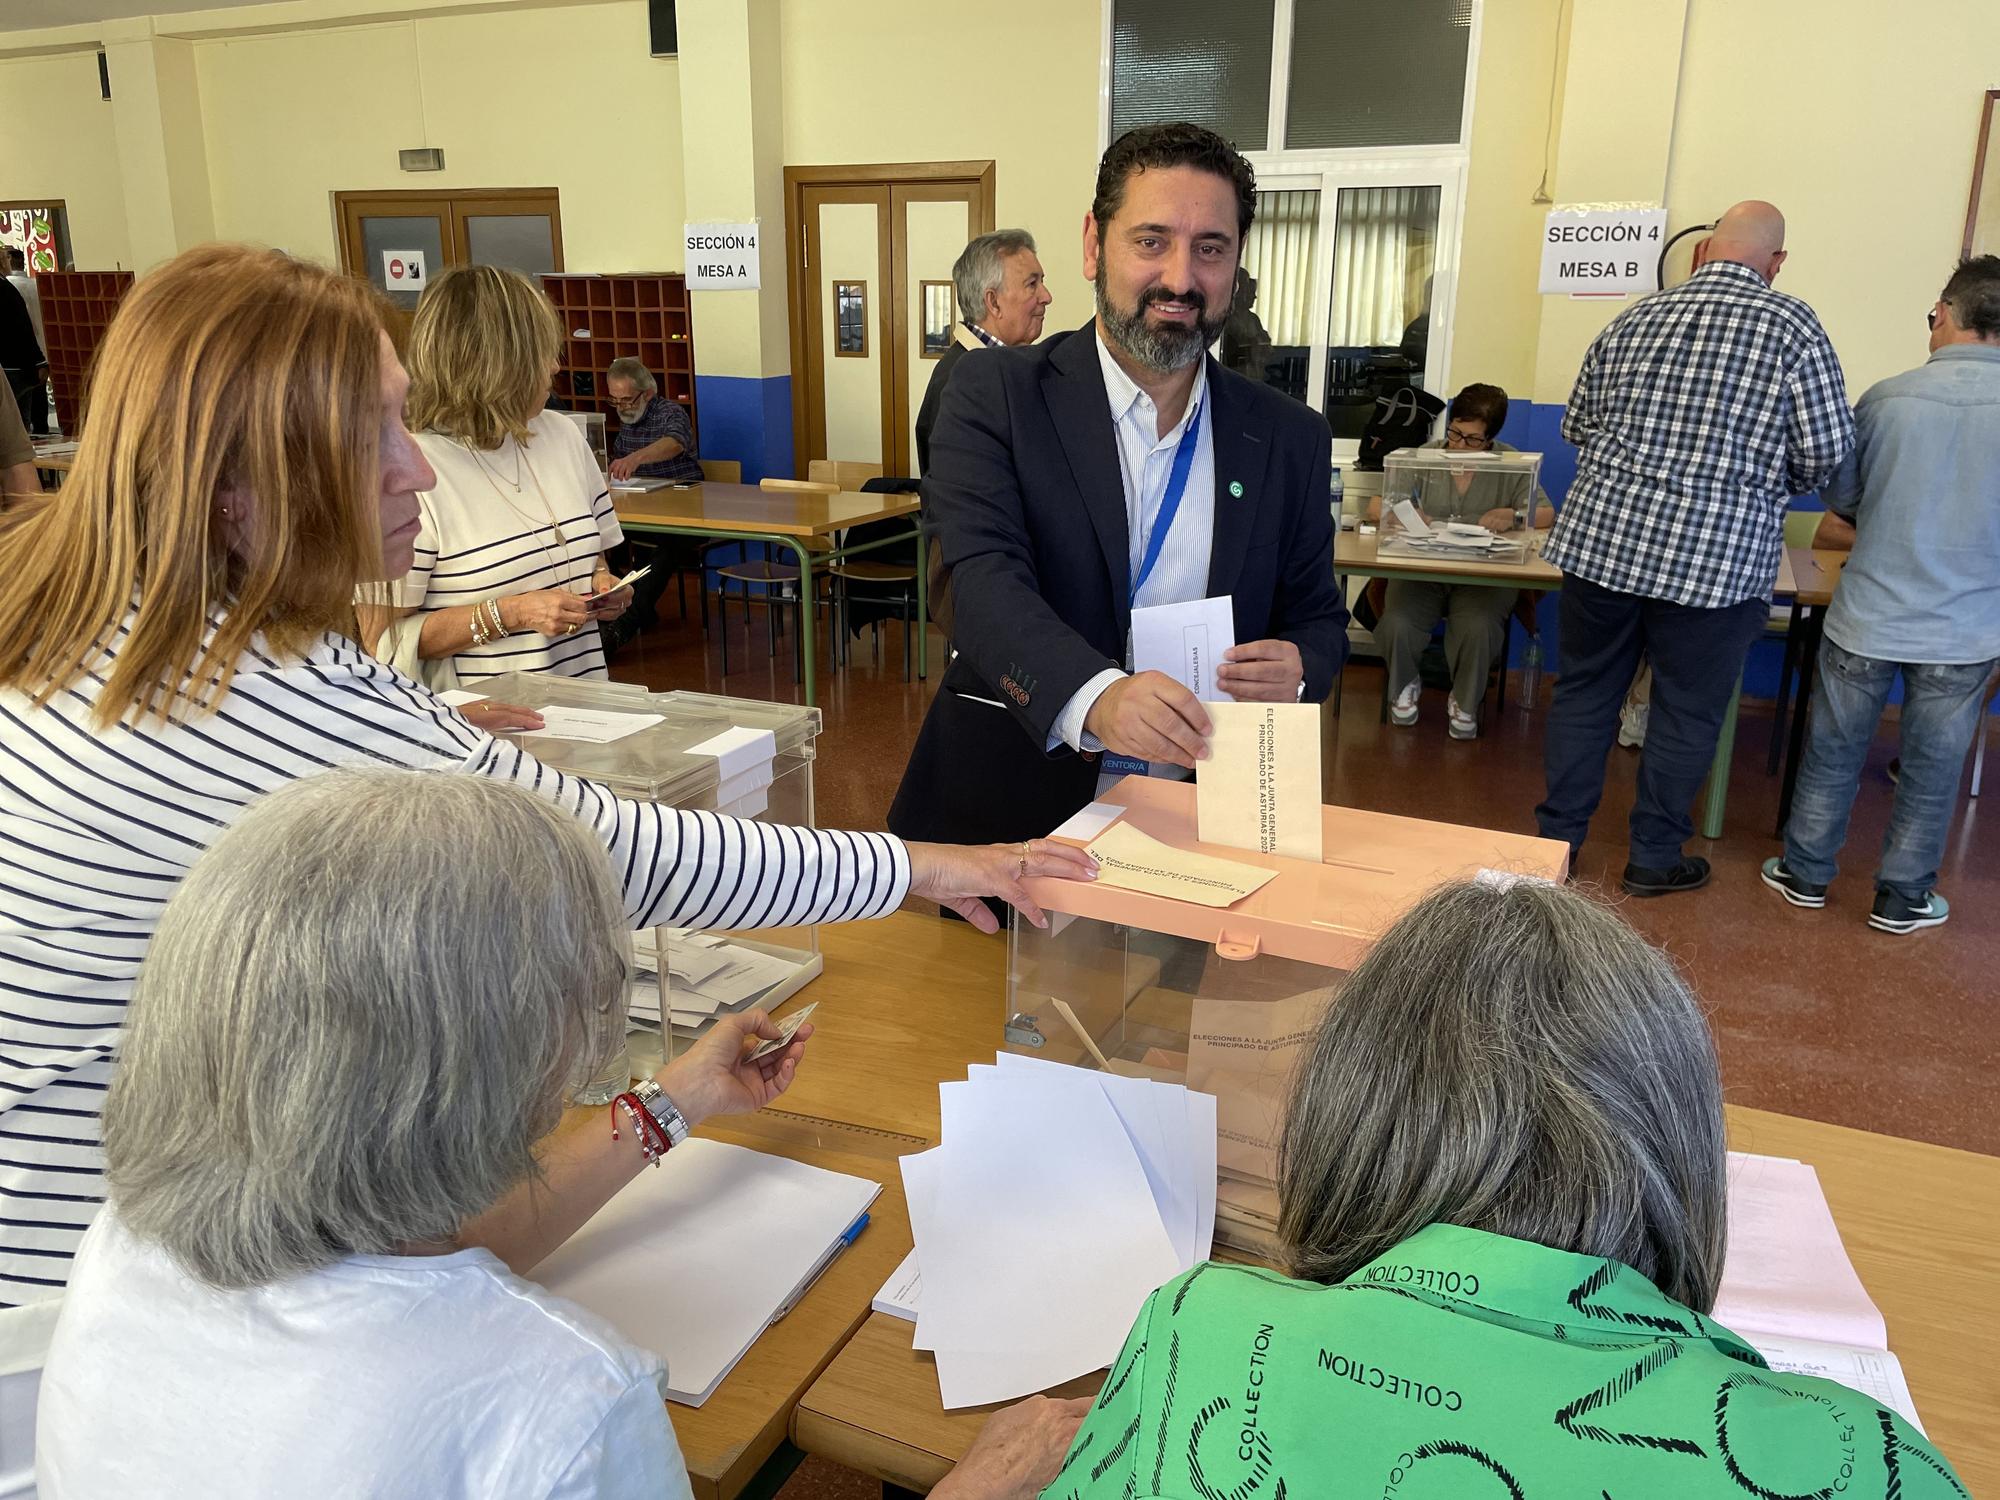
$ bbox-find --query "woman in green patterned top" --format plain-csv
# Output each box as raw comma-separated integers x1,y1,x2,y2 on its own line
1047,879,1966,1499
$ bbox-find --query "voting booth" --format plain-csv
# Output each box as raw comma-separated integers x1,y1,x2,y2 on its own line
1378,448,1544,565
1007,776,1567,1253
477,673,824,1073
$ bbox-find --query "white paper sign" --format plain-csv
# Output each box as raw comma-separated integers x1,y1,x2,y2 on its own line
381,249,427,290
684,222,761,290
1538,204,1666,295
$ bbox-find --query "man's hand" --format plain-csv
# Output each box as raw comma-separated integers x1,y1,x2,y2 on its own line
1216,639,1303,703
931,1395,1095,1500
1478,507,1516,533
608,455,639,482
1084,671,1212,768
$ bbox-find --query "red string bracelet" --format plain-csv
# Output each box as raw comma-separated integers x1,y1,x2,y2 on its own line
610,1090,671,1166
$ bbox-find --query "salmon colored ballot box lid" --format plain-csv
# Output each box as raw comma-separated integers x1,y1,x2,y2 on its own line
1023,777,1571,967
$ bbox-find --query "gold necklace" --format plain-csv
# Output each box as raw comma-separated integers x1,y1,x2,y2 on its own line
468,438,524,492
457,432,576,592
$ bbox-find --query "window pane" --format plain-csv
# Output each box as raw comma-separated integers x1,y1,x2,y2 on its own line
1323,185,1439,440
1286,0,1472,149
1232,188,1320,403
359,215,445,311
1112,0,1276,150
465,214,557,279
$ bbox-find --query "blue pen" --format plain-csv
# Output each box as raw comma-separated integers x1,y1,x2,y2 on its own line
772,1212,870,1322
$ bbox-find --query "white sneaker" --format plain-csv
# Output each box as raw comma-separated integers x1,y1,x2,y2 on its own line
1448,700,1480,740
1389,680,1421,726
1618,702,1649,749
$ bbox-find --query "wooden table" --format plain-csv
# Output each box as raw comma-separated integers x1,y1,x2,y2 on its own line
30,443,73,486
612,480,923,706
1333,528,1760,839
783,914,2000,1496
1770,546,1852,833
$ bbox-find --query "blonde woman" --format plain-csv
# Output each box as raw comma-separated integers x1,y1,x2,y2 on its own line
371,265,630,686
0,243,1095,1307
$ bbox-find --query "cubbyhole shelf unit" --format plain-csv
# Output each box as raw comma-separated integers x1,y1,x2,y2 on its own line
542,273,699,448
38,269,134,435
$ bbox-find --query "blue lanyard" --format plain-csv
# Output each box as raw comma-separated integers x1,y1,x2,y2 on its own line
1130,399,1203,606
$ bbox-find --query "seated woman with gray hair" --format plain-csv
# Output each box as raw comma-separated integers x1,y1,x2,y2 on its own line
1050,879,1964,1497
35,769,1088,1499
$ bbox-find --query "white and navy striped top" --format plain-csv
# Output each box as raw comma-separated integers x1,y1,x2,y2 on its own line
0,617,910,1305
395,412,624,684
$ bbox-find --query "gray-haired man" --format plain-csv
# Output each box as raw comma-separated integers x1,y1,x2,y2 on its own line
914,229,1051,475
606,357,702,484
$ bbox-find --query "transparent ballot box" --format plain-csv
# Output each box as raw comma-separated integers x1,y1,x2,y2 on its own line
477,673,824,1074
1006,777,1568,1253
1378,447,1544,565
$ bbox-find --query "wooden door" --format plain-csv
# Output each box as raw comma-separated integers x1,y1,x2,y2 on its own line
799,183,893,468
786,164,995,478
335,188,563,338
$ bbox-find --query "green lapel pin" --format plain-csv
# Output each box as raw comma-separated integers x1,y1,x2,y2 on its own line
1228,480,1244,498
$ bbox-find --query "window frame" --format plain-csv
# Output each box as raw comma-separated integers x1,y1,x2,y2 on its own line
1099,0,1484,457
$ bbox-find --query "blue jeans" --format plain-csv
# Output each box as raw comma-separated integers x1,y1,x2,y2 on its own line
1537,575,1769,867
1783,641,1997,900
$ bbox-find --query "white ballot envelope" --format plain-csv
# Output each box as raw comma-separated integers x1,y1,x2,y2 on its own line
1131,595,1234,702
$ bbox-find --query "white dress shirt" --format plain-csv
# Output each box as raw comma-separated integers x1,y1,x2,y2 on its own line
1050,330,1215,752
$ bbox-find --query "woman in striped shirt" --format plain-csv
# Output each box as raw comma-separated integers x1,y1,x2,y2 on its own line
0,243,1093,1306
367,265,628,687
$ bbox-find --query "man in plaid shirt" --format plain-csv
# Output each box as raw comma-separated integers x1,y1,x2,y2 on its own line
1537,201,1854,895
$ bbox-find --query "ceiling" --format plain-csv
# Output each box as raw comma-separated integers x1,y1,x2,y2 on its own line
3,0,282,31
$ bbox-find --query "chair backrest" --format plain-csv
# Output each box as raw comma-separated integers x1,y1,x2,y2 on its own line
760,477,839,494
699,458,743,484
807,459,884,490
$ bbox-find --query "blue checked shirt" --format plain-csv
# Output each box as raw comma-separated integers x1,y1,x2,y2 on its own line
1547,260,1854,608
611,392,703,483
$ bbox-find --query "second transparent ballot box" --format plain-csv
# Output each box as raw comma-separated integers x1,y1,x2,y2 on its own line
1005,777,1568,1253
476,673,823,1066
1378,447,1544,565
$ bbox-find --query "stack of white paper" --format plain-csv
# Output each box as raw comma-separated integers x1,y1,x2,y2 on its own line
890,1053,1216,1408
1715,1152,1925,1431
535,1138,880,1406
628,928,810,1040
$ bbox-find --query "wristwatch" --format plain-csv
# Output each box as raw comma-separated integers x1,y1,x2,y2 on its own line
629,1077,690,1147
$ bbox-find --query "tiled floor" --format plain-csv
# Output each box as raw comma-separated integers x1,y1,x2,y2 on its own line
608,592,1999,1498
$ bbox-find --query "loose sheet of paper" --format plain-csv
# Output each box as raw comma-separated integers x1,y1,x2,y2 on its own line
1390,498,1433,537
917,1073,1181,1408
1048,800,1126,842
523,706,664,743
1196,701,1322,861
1714,1152,1886,1351
533,1139,879,1406
1749,1335,1924,1433
1086,820,1277,908
873,1249,922,1321
1130,594,1235,702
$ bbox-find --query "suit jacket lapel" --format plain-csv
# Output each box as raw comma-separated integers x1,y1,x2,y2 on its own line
1043,326,1132,607
1205,360,1275,598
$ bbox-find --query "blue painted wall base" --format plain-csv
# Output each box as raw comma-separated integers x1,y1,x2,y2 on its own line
695,373,794,484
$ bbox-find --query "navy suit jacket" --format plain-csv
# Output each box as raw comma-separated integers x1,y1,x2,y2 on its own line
888,323,1348,848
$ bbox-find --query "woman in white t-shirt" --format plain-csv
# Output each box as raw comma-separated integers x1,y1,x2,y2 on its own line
368,265,634,686
37,769,1087,1499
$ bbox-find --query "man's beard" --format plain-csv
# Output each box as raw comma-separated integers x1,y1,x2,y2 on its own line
1095,264,1227,373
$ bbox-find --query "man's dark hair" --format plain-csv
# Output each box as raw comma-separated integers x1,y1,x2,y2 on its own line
1942,255,2000,339
1092,123,1257,241
4,248,22,271
1449,383,1509,438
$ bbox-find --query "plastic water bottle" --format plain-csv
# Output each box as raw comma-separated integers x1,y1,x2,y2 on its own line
1330,464,1344,520
1518,637,1544,710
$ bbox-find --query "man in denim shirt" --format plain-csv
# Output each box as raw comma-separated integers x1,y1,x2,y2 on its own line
1764,256,2000,933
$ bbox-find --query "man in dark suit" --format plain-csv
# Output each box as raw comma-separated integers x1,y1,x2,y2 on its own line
914,228,1051,475
890,123,1348,853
